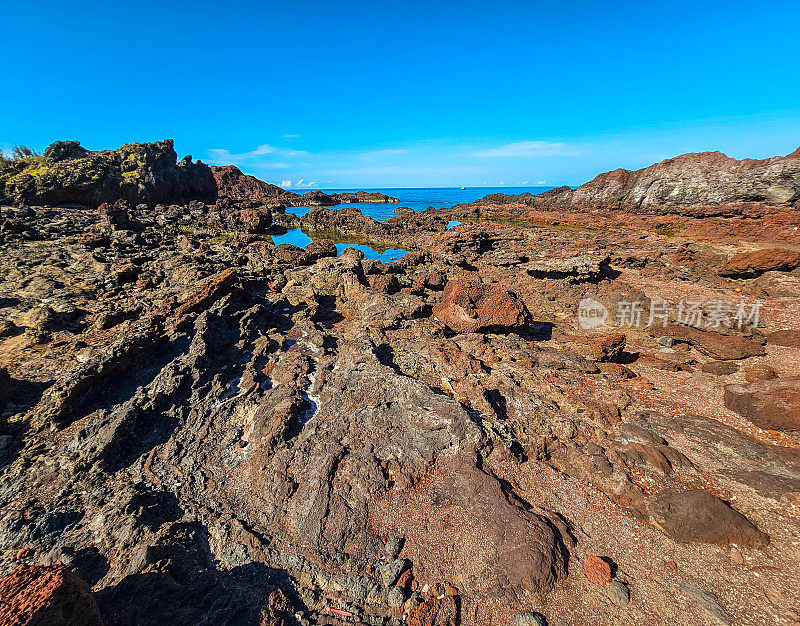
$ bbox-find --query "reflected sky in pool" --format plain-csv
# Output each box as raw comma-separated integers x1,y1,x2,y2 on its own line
272,228,408,262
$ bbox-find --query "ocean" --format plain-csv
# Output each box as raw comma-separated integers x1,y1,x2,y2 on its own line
277,186,554,261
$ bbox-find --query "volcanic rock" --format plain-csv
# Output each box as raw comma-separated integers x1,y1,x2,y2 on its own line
1,139,216,208
652,323,765,360
582,555,613,585
724,377,800,432
648,489,769,547
0,563,102,626
766,329,800,347
719,247,800,277
432,278,530,333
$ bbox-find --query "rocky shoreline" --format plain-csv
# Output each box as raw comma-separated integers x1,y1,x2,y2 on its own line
1,142,800,625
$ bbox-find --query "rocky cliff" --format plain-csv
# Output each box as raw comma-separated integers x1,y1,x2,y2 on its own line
1,141,399,211
463,146,800,218
0,140,217,208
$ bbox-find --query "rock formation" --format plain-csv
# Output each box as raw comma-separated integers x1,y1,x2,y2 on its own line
1,142,799,625
452,146,800,218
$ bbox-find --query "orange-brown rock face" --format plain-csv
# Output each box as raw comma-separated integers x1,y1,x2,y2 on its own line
433,278,530,333
0,564,102,626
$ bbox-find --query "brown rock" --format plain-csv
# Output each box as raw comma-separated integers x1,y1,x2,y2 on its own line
304,239,337,260
583,555,613,585
743,364,777,382
407,596,459,626
719,248,800,277
0,563,102,626
655,323,765,360
648,489,769,547
724,377,800,432
432,278,530,334
701,361,739,375
367,273,400,294
766,329,800,348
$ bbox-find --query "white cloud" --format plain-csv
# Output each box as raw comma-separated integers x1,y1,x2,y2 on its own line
207,143,307,163
281,180,292,187
471,141,581,158
283,134,299,139
536,180,548,185
517,180,529,185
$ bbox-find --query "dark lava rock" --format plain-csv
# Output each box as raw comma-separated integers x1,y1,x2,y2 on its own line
648,489,769,547
2,139,216,208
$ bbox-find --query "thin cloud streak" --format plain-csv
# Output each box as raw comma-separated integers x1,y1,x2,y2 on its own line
471,141,582,158
207,144,307,163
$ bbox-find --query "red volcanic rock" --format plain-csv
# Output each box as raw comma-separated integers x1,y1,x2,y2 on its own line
724,377,800,433
583,555,613,585
719,248,800,277
407,596,459,626
648,489,769,547
433,278,530,334
367,273,400,294
211,164,297,208
173,268,238,321
0,563,102,626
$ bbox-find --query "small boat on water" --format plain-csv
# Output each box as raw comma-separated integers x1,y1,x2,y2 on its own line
460,186,466,190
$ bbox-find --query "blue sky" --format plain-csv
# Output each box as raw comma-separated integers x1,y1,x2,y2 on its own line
2,0,799,188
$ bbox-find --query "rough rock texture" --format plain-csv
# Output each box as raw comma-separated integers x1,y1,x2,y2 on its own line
648,489,769,547
453,146,800,218
432,278,530,333
719,247,800,277
3,142,800,626
0,563,102,626
724,378,800,432
0,140,216,208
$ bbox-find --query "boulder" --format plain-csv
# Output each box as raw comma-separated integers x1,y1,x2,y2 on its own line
433,278,530,333
724,377,800,432
719,248,800,277
648,489,769,547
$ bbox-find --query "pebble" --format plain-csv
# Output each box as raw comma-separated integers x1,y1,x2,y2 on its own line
657,336,675,347
583,555,614,585
514,612,547,626
606,580,630,607
679,582,732,625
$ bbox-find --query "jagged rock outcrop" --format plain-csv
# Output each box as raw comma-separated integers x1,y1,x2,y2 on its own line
1,140,216,208
458,146,800,218
329,191,399,204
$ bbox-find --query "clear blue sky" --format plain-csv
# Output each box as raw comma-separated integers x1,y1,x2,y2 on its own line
2,1,799,188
